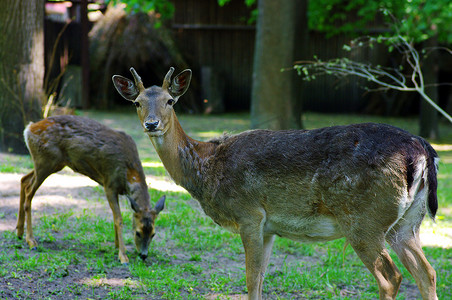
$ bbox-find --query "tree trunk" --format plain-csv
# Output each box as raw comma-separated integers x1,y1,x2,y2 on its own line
250,0,306,130
292,0,308,129
419,37,439,139
0,0,45,154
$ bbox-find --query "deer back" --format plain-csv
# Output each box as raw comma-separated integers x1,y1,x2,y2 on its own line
25,115,149,200
195,123,438,235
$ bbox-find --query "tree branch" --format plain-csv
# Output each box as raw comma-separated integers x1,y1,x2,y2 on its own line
294,35,452,124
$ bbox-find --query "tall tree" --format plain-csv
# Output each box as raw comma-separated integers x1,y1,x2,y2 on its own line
250,0,306,130
0,0,45,153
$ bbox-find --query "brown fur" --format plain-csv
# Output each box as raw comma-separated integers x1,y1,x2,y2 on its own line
28,118,55,135
112,67,438,299
16,115,165,264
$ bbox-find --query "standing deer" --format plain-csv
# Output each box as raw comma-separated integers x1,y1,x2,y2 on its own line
112,67,439,299
16,115,166,264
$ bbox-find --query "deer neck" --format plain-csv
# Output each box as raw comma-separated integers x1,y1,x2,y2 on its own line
126,163,151,208
149,111,216,196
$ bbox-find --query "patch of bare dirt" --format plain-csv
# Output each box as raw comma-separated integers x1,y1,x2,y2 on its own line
1,171,128,299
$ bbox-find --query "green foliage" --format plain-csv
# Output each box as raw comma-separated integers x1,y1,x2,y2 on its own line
217,0,257,24
218,0,255,7
309,0,452,43
309,0,394,37
106,0,174,19
110,0,257,25
105,0,452,43
391,1,452,43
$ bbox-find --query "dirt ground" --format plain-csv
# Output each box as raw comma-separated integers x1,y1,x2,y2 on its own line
0,170,134,299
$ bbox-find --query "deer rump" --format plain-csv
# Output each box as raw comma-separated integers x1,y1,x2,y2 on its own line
195,123,438,242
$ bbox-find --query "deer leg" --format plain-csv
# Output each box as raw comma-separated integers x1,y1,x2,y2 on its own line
17,171,34,238
258,234,275,293
348,237,402,300
387,229,437,300
239,213,267,300
23,170,52,249
106,190,129,264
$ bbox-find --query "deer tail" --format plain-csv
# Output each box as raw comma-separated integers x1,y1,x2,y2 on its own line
418,138,439,220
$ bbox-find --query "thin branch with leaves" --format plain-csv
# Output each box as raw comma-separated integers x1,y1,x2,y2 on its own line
293,35,452,124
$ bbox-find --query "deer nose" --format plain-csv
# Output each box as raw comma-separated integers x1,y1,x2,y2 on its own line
139,253,148,261
144,121,159,131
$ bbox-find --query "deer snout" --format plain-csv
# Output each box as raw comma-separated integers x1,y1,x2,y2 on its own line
144,120,159,131
139,253,148,260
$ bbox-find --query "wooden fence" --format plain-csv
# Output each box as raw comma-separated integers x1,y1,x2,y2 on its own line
43,0,451,114
172,0,256,111
170,0,452,115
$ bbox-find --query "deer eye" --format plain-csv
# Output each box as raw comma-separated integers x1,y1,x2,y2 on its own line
167,99,175,106
134,101,140,108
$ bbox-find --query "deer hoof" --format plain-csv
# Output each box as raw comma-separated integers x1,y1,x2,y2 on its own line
119,253,129,265
26,237,38,249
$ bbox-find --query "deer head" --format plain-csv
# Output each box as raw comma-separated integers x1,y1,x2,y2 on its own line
127,195,166,260
112,67,192,137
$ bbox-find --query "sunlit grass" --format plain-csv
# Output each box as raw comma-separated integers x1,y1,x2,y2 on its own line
0,153,33,173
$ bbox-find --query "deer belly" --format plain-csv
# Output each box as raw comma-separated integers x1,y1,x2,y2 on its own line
264,215,343,242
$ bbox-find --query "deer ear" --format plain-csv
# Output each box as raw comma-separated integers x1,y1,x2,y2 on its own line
127,195,141,213
154,195,166,214
112,75,140,101
169,70,191,100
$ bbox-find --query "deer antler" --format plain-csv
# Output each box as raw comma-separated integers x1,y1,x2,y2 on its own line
162,67,175,90
129,67,145,92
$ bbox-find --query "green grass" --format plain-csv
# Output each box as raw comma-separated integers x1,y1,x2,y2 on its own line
0,153,34,173
1,110,451,299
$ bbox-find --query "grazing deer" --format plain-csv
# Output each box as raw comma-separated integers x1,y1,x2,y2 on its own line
112,67,439,299
16,115,165,264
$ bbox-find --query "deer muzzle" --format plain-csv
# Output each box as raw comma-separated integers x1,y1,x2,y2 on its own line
144,120,160,132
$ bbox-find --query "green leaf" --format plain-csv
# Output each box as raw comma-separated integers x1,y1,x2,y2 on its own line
217,0,230,7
